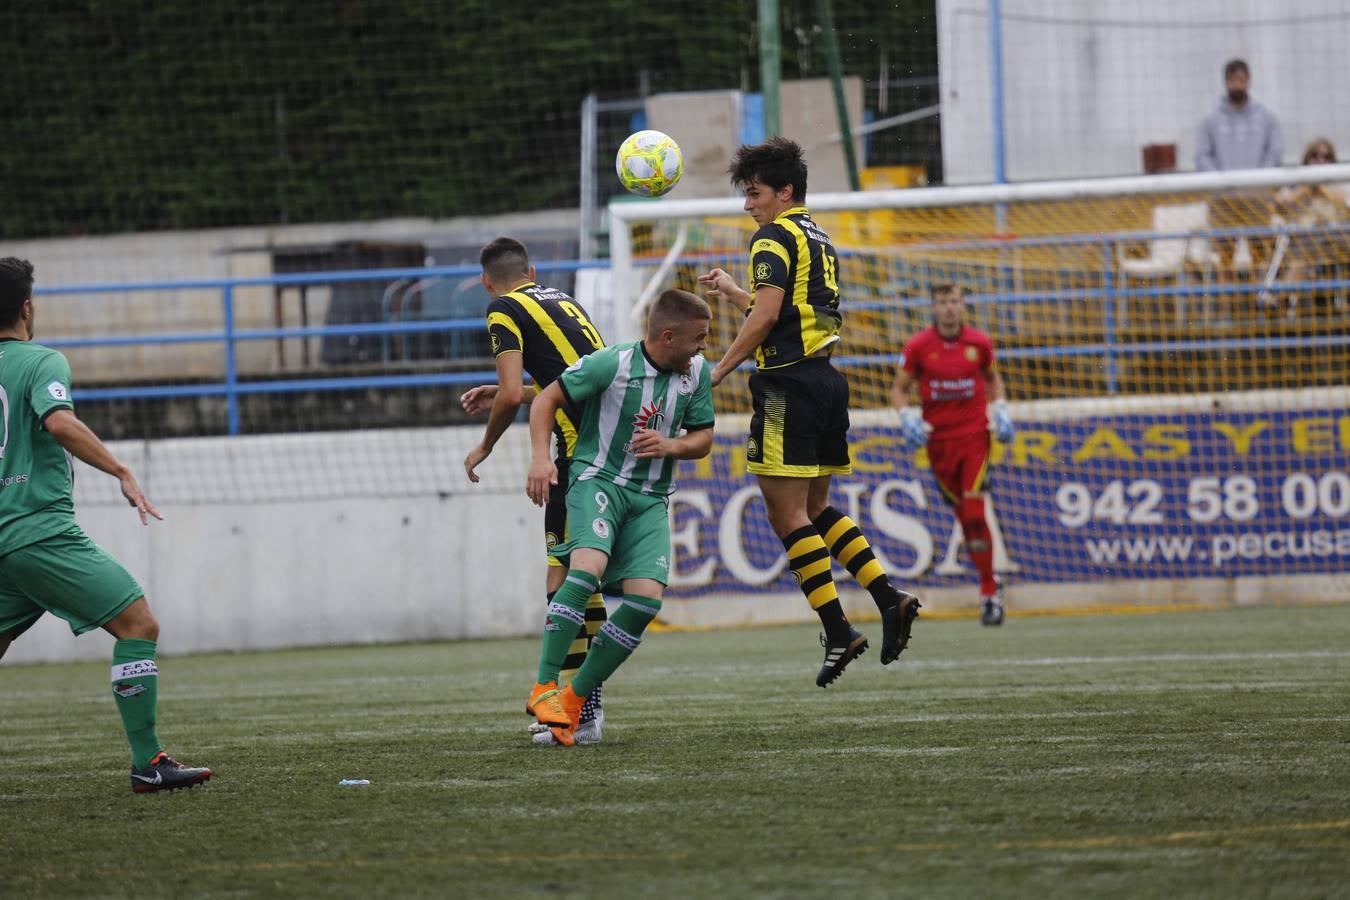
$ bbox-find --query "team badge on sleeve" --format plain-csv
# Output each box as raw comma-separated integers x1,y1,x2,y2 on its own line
47,381,69,401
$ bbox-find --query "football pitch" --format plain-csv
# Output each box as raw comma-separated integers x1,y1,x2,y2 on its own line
3,605,1348,898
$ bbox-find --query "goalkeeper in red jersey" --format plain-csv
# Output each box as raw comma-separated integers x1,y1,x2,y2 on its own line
890,284,1013,625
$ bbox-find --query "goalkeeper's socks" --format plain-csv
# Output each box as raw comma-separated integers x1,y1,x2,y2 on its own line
111,638,163,769
536,571,599,685
812,506,898,612
960,497,999,596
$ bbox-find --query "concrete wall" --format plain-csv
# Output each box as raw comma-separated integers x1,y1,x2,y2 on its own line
939,0,1350,183
5,425,545,665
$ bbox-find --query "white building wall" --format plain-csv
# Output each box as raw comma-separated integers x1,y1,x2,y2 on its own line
939,0,1350,183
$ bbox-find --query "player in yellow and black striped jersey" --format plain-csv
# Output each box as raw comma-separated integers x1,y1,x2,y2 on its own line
460,237,608,740
698,137,920,688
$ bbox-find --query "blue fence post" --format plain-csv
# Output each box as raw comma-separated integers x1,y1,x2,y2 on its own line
223,283,240,435
1101,242,1119,394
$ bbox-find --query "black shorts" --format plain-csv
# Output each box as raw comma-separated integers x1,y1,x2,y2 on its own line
544,456,571,567
746,357,852,477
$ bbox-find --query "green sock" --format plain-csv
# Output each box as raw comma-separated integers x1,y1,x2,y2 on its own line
572,594,661,697
111,638,162,768
536,570,600,684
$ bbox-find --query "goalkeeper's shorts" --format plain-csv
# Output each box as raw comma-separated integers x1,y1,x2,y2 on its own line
928,431,991,506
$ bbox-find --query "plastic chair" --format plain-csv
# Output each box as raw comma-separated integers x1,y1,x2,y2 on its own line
1117,202,1219,278
1117,202,1220,323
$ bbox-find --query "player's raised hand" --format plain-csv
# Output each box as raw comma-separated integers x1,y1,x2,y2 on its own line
900,408,932,449
989,400,1015,443
526,459,558,507
460,385,497,415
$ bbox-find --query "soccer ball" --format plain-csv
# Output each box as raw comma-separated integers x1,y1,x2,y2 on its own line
615,130,683,198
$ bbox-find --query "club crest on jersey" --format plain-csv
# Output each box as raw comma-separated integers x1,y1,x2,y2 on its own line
965,346,979,362
592,517,610,539
677,373,693,396
47,381,69,401
755,262,772,281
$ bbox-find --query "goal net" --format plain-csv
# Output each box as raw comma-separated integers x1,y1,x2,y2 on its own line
609,165,1350,622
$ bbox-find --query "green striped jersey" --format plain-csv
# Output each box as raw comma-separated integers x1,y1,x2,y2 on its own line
557,340,714,496
746,206,843,369
486,282,605,458
0,339,78,556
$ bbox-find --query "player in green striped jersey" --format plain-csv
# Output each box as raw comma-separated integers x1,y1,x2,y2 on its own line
522,289,715,746
0,258,212,793
461,237,610,743
699,137,920,688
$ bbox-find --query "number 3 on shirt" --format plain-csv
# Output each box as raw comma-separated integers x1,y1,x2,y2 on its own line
559,301,604,350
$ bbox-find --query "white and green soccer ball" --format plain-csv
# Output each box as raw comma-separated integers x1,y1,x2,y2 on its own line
615,130,683,198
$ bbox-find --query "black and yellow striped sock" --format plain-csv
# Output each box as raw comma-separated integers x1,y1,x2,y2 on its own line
782,525,850,642
813,505,897,613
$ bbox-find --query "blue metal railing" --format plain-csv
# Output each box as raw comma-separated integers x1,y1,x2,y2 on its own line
37,260,607,435
35,235,1350,436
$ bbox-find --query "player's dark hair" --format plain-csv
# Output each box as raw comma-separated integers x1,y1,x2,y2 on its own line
479,237,531,286
648,289,711,336
729,136,808,202
930,282,963,300
0,257,35,329
1224,59,1249,79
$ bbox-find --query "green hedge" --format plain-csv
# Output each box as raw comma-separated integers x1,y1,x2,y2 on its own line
2,1,935,238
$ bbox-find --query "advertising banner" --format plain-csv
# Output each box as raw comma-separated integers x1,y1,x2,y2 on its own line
667,407,1350,597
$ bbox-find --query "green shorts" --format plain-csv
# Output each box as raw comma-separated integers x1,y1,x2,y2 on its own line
550,478,672,587
0,526,144,639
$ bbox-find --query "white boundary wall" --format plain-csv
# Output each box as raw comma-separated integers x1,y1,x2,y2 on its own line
6,425,545,665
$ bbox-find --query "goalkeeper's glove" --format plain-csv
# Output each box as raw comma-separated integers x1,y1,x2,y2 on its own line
899,407,931,449
989,399,1015,443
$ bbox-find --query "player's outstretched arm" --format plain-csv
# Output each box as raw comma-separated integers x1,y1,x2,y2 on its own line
710,286,783,386
43,409,161,525
525,382,565,507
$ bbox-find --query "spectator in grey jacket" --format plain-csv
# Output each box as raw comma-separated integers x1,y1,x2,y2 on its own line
1196,59,1283,171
